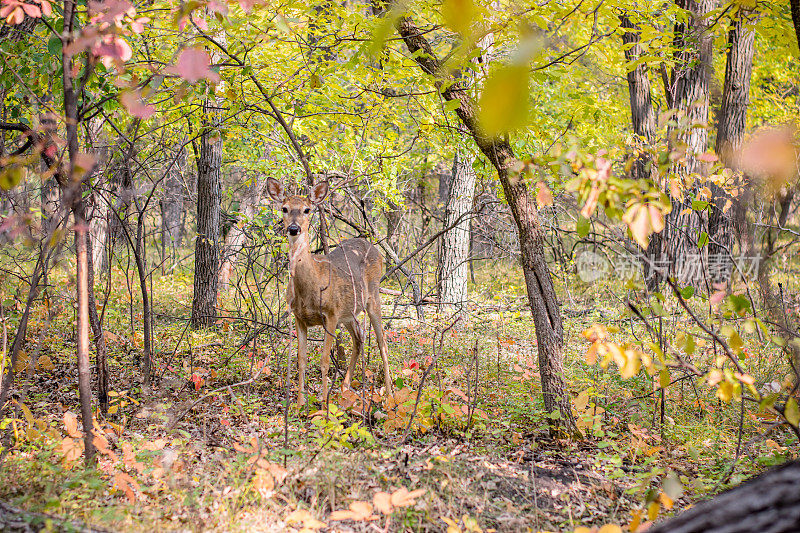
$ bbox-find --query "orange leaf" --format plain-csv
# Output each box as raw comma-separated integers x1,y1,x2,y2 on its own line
390,487,426,507
63,411,81,438
373,491,392,514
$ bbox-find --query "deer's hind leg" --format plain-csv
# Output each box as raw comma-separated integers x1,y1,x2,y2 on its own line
343,319,364,390
320,314,337,403
366,296,392,393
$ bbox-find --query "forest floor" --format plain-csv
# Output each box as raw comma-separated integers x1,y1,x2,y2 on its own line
0,261,797,532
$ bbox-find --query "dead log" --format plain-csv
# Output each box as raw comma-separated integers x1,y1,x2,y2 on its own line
650,460,800,533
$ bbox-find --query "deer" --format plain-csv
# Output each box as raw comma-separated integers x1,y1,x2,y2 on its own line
267,177,392,405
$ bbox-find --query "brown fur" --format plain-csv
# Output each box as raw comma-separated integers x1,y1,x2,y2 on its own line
267,178,392,404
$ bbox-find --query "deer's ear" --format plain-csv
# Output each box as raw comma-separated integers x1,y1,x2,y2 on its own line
266,177,285,203
309,181,329,204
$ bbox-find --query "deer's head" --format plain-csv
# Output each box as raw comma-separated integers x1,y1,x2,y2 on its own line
267,178,329,244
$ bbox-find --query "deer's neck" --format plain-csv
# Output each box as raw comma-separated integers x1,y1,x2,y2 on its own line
287,235,323,303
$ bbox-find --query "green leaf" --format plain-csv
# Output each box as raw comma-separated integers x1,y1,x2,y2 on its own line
691,200,709,211
697,231,709,248
576,216,590,238
443,98,461,112
477,64,529,137
47,37,62,56
680,286,694,300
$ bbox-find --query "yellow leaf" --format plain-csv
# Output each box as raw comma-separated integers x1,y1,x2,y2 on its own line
0,166,24,190
659,492,674,510
785,398,800,427
647,501,660,521
628,509,642,532
37,355,54,371
598,525,623,533
717,380,734,402
477,65,529,137
441,0,476,35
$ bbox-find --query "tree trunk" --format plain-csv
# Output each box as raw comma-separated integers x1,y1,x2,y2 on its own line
708,9,757,282
662,0,713,289
385,199,403,263
86,234,109,415
191,101,223,329
62,0,94,465
218,169,265,290
396,16,577,434
649,461,800,533
791,0,800,48
437,151,475,311
161,144,186,268
621,13,661,288
621,13,656,180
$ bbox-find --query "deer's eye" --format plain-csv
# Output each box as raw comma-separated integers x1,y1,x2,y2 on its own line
282,207,288,213
303,208,310,214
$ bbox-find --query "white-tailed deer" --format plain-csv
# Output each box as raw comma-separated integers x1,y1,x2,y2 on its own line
267,178,392,404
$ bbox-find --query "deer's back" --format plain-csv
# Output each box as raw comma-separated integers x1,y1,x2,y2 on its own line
292,239,382,326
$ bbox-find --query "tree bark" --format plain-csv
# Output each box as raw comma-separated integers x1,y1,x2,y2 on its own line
191,100,223,329
649,461,800,533
218,169,265,290
395,16,577,434
791,0,800,48
708,9,757,281
437,151,476,311
621,12,662,288
621,13,656,179
662,0,713,289
86,233,109,415
62,0,94,465
161,143,186,268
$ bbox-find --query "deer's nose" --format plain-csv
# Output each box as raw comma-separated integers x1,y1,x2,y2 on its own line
287,223,301,236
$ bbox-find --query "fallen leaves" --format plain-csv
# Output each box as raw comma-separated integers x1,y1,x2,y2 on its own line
328,487,426,522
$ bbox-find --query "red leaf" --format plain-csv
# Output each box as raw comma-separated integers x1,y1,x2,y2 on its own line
120,90,155,119
175,48,219,84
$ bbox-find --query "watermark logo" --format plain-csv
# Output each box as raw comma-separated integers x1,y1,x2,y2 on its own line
576,250,610,282
576,249,761,283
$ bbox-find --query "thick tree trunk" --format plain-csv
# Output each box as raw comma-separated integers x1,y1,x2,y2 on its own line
161,144,186,268
621,13,656,180
708,9,757,282
396,16,577,434
191,101,223,329
621,13,661,288
649,461,800,533
662,0,713,289
791,0,800,48
437,151,475,311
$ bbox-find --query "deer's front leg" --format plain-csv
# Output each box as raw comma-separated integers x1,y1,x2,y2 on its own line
320,316,336,403
296,321,308,406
